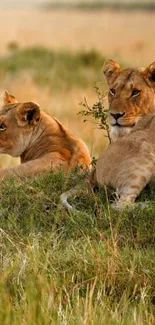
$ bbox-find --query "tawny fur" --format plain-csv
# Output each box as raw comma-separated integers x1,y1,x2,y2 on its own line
104,59,155,142
61,114,155,210
0,91,91,180
93,113,155,208
61,60,155,210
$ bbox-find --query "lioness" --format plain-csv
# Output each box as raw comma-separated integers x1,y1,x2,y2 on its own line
92,113,155,209
104,59,155,142
61,60,155,210
61,114,155,210
0,90,91,180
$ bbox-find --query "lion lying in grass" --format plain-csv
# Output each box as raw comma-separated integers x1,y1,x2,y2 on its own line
0,91,91,180
61,59,155,210
92,113,155,209
61,113,155,210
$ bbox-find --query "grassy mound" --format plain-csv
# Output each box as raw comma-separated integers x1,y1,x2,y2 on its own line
0,47,105,91
0,170,154,324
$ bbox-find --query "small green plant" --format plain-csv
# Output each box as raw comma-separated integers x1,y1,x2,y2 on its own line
79,84,111,144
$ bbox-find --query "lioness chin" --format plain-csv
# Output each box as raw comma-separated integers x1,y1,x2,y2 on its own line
0,91,91,180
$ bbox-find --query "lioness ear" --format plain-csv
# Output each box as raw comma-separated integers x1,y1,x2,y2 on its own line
103,59,120,84
3,90,18,105
143,62,155,86
16,102,40,127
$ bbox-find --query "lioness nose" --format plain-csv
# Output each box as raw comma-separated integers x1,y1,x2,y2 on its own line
110,112,125,120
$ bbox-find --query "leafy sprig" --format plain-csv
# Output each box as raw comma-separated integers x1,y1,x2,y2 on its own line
78,84,111,144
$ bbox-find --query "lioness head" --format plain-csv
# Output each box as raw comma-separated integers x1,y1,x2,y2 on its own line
104,59,155,142
0,90,40,157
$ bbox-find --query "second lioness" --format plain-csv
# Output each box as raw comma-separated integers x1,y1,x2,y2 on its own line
61,114,155,210
92,113,155,209
61,60,155,210
0,91,91,180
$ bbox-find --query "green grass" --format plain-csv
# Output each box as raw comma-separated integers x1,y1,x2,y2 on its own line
0,169,154,324
44,1,155,11
0,47,105,91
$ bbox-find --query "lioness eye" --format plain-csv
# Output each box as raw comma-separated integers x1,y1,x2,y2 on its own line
131,89,141,97
109,88,116,96
0,124,6,131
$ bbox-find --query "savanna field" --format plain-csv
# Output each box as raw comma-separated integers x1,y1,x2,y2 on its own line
0,1,155,323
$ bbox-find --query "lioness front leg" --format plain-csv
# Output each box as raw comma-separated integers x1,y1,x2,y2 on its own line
0,153,69,181
113,168,154,210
